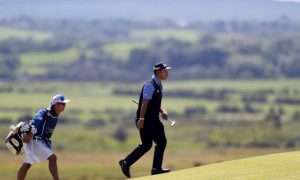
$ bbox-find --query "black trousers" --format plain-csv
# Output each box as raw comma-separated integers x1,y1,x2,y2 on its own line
125,121,167,169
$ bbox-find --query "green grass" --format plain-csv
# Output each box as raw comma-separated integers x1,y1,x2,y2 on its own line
0,92,212,120
0,79,299,121
135,151,300,180
164,79,299,91
0,148,290,180
130,29,201,43
20,47,79,65
19,47,80,75
0,77,298,179
0,27,52,41
103,42,149,60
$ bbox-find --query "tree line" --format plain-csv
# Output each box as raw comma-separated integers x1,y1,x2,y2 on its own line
0,16,300,81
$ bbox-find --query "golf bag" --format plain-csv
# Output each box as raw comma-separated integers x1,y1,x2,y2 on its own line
5,122,32,155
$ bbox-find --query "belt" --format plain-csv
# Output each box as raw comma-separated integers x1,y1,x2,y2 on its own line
33,136,50,142
33,136,52,148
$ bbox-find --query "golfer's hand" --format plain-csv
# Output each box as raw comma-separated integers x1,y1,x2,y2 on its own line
161,111,168,120
136,118,144,130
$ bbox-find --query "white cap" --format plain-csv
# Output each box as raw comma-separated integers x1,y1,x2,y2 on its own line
51,94,70,105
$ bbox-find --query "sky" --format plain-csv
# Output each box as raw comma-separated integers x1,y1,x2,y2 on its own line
0,0,300,21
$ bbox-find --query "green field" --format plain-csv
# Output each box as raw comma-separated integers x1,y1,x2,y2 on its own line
19,47,80,75
0,79,299,121
164,79,300,91
130,29,201,43
20,47,80,65
0,27,53,41
1,79,300,179
103,42,149,60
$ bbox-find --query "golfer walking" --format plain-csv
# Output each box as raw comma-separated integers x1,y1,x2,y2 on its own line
17,94,70,180
119,62,172,177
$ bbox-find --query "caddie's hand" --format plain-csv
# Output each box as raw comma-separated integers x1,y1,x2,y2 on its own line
161,111,168,120
22,133,33,143
10,125,19,134
136,118,144,130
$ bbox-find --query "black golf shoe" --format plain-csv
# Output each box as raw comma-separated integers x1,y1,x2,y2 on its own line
119,159,131,178
151,168,171,175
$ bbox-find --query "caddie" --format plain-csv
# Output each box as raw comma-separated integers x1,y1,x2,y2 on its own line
17,94,70,180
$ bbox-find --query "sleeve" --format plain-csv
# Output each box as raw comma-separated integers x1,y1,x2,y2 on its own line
143,82,155,100
30,109,47,127
33,109,47,121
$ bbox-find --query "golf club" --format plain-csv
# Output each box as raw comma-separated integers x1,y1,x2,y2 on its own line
131,98,176,127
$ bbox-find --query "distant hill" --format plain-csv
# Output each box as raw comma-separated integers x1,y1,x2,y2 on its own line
134,151,300,179
1,0,300,21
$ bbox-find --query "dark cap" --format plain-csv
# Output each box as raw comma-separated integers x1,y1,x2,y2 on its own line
153,62,172,71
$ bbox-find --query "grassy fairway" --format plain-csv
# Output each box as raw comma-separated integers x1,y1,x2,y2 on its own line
135,151,300,180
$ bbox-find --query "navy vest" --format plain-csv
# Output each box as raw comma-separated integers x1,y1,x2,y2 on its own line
136,79,162,124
